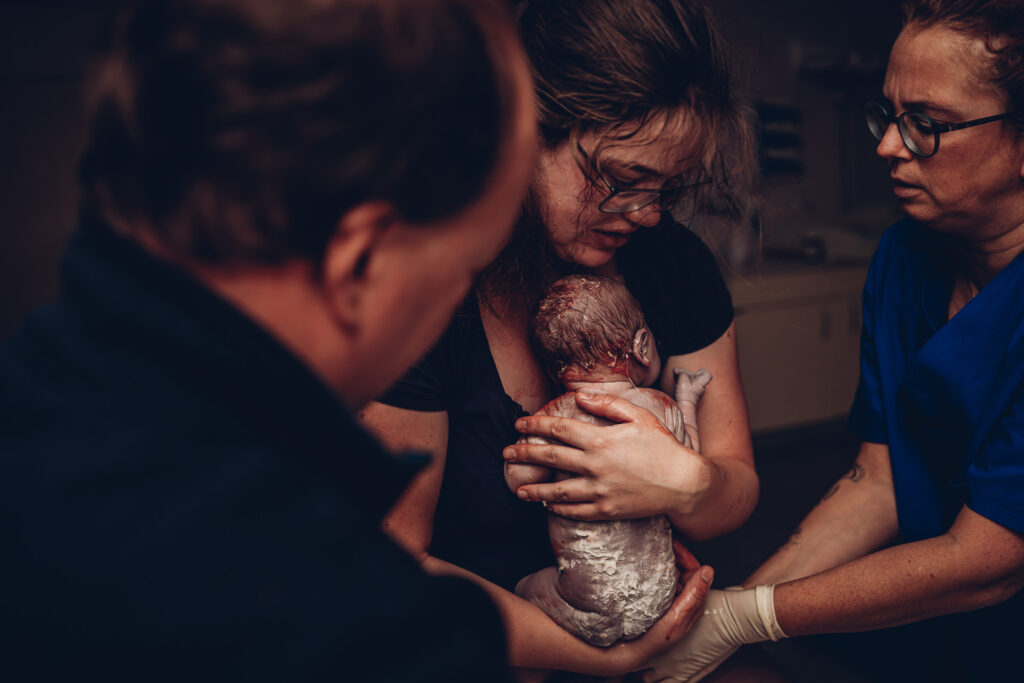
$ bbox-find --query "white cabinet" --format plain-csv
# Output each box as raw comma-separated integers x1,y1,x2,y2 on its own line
728,264,868,433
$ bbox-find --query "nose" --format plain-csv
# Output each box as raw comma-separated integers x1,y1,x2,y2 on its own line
875,121,912,161
627,202,662,228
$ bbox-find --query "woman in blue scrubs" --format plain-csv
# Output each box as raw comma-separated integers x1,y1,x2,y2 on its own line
643,1,1024,681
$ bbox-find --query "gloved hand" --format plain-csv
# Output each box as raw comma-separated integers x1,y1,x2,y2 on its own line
640,585,786,683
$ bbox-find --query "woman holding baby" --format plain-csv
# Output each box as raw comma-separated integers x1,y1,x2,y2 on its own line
361,0,759,677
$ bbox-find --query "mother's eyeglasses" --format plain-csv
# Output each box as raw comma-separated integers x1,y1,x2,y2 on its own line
864,100,1016,158
575,142,683,214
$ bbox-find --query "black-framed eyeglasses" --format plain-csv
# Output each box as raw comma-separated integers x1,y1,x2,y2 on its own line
864,100,1016,158
576,142,682,214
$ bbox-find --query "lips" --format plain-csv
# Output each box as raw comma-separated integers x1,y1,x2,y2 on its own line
591,229,633,249
891,176,924,199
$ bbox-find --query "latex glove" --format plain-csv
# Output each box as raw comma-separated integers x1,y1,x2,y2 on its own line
641,585,786,683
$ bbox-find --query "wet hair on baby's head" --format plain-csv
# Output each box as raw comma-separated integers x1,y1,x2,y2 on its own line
531,274,647,377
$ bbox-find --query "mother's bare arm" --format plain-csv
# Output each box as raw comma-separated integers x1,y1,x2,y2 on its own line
357,403,448,559
661,322,758,538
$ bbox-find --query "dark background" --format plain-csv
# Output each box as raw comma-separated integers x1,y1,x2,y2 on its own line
1,0,904,339
0,0,903,562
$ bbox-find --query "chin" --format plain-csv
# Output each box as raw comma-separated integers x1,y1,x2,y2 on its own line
903,208,961,236
899,199,945,227
557,245,615,270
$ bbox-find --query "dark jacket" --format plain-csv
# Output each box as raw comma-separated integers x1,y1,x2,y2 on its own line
0,222,510,682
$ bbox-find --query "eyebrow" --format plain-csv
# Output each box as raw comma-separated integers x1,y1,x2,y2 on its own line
882,95,961,119
607,160,665,177
908,101,962,118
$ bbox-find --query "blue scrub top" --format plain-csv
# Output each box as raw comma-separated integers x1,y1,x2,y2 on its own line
848,219,1024,679
850,219,1024,539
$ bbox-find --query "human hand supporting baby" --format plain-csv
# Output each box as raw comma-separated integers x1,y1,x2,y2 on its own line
504,390,711,521
641,585,786,682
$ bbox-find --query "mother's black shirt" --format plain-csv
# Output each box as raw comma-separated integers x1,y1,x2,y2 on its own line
379,217,734,590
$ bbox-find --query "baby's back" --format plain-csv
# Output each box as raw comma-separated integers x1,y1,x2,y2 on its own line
516,387,684,645
536,387,685,441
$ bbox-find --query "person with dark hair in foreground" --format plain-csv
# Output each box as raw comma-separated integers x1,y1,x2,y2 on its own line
0,0,567,679
645,1,1024,680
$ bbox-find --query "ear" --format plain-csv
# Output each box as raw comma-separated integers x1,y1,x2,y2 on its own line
1018,139,1024,180
631,327,653,368
322,201,397,333
1015,132,1024,181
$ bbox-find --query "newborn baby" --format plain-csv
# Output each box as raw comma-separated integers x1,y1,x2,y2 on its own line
505,274,710,647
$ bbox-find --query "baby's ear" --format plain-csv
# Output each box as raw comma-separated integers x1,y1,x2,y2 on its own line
631,327,652,367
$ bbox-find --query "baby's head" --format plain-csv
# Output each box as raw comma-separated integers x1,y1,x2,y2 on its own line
531,274,660,387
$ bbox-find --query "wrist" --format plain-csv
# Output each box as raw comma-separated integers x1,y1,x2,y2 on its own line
753,585,786,642
666,455,717,525
595,641,648,678
723,585,786,644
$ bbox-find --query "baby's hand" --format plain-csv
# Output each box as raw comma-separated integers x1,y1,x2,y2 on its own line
673,368,711,406
504,435,555,491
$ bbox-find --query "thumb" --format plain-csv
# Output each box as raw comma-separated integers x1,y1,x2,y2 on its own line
574,390,643,424
672,537,701,575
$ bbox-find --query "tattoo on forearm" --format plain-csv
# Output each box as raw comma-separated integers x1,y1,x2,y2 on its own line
764,526,803,566
821,462,866,500
780,526,802,550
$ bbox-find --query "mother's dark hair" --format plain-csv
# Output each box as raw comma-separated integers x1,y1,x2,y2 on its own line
901,0,1024,134
80,0,518,264
519,0,755,209
481,0,755,303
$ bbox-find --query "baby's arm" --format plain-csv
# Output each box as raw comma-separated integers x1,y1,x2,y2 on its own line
672,368,711,454
504,437,555,490
504,393,580,491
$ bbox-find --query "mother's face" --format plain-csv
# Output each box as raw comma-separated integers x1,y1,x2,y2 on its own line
531,110,705,270
878,23,1024,239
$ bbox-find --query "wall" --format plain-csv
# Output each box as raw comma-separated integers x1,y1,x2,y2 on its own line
0,0,119,338
712,0,903,259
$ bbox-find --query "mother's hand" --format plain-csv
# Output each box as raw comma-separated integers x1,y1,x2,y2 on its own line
600,562,716,676
503,391,714,521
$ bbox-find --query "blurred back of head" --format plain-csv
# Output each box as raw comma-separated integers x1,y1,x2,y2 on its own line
80,0,518,264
